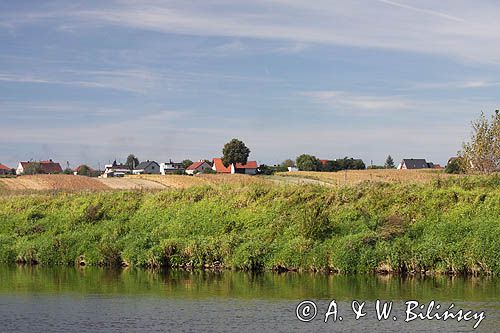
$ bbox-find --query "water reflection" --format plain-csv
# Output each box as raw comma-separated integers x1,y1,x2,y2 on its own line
0,265,498,302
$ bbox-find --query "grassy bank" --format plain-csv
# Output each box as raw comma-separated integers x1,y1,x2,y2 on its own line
0,175,499,275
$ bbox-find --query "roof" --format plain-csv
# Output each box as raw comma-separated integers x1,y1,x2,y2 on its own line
187,161,209,170
212,158,257,172
0,163,10,170
212,158,231,173
402,159,429,169
135,160,159,170
319,159,331,165
235,161,258,169
20,160,63,173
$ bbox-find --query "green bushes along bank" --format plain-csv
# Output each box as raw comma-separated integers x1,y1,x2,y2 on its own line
0,175,499,275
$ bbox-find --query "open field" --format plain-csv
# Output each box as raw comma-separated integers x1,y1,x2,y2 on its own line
133,173,271,188
0,174,498,274
0,174,271,194
0,170,492,195
276,169,461,185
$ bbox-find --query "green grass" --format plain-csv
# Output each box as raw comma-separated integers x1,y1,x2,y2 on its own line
0,175,499,275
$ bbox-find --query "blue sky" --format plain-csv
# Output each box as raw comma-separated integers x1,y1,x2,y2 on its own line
1,0,499,169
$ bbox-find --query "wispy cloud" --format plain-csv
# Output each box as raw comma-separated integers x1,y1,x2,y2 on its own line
0,69,160,93
302,90,411,112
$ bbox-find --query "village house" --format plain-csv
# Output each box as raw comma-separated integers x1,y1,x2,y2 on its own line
0,163,12,175
133,160,160,175
212,158,258,175
103,160,131,178
160,160,185,175
16,160,63,175
397,158,437,170
185,161,212,175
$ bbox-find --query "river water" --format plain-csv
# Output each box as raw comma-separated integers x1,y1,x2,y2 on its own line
0,266,498,332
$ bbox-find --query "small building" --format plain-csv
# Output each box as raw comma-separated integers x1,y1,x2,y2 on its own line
160,160,185,175
103,160,131,178
186,161,212,175
133,160,160,175
287,166,299,172
212,158,258,175
0,163,12,175
16,159,63,175
397,158,430,170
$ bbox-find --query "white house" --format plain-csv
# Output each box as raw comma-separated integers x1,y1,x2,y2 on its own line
160,160,185,175
287,166,299,172
133,160,160,175
185,161,212,175
103,160,131,178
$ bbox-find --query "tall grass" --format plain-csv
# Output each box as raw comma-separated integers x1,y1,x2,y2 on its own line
0,175,499,275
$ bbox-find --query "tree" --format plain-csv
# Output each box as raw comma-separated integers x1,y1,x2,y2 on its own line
63,168,73,175
182,159,193,169
125,154,139,170
384,155,395,169
445,158,465,174
280,159,295,168
222,138,251,167
296,154,321,171
77,165,92,176
23,162,43,175
459,110,500,173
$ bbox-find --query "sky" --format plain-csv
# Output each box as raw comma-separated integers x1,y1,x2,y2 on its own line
1,0,499,169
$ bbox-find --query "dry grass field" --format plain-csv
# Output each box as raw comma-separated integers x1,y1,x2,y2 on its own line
275,169,460,185
0,170,463,194
132,173,271,188
0,173,270,194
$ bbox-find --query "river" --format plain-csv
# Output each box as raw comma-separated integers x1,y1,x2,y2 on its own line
0,266,498,332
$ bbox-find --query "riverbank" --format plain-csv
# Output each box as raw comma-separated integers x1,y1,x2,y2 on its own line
0,175,499,275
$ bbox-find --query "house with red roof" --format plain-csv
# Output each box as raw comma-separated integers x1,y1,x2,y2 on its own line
212,158,258,175
186,161,212,175
16,160,63,175
0,163,12,175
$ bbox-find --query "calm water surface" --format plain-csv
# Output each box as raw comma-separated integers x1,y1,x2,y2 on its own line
0,266,498,332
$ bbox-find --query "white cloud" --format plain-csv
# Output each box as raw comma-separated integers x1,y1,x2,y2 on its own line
44,0,500,65
302,90,411,112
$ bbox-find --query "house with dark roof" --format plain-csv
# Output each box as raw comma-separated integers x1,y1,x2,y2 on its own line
160,160,185,175
16,160,63,175
397,158,431,170
133,160,160,174
186,161,212,175
212,158,258,175
0,163,12,175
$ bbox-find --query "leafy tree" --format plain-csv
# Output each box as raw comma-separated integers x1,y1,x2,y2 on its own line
77,165,92,176
280,159,295,168
23,162,43,175
321,160,338,172
384,155,395,169
63,168,73,175
445,158,465,174
125,154,139,170
460,110,500,173
182,159,193,169
296,154,321,171
222,138,251,167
